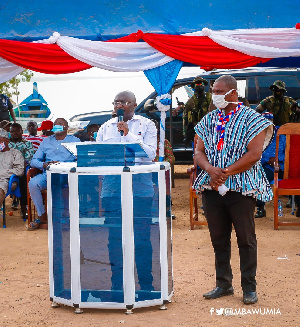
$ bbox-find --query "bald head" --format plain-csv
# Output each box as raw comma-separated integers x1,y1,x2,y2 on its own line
215,75,237,90
115,91,136,103
113,91,137,121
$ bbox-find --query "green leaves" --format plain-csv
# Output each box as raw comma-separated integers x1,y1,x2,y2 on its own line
0,70,34,98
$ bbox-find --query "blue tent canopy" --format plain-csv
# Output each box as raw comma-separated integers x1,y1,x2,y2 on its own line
1,0,299,41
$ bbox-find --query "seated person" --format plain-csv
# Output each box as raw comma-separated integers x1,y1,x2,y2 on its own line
87,124,100,141
255,112,285,218
0,120,12,132
23,120,45,151
76,123,100,142
27,118,80,230
37,120,54,137
9,123,35,218
0,128,24,209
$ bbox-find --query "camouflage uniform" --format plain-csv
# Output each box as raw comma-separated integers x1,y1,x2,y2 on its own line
259,96,296,126
183,93,212,141
258,80,297,126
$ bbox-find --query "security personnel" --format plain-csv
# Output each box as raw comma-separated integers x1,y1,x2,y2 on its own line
0,94,16,123
174,76,212,146
256,80,298,126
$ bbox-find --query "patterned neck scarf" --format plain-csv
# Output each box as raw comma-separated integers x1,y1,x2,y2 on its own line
216,103,242,150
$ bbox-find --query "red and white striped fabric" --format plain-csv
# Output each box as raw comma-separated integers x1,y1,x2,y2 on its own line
0,25,299,83
23,134,45,151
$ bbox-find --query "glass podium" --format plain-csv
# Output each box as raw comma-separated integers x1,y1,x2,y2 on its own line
47,142,173,313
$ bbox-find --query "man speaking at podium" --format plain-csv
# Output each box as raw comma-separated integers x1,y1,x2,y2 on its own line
96,90,157,159
96,91,157,292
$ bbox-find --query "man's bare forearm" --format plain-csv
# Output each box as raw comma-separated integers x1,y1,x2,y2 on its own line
195,151,213,173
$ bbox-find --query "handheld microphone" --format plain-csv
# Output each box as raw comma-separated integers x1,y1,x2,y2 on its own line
117,109,124,136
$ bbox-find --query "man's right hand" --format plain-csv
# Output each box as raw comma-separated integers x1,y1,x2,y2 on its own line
207,166,228,188
43,161,59,169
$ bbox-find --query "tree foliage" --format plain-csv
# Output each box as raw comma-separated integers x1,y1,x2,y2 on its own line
0,70,34,99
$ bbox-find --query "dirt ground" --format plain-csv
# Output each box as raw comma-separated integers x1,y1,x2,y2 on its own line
0,165,299,327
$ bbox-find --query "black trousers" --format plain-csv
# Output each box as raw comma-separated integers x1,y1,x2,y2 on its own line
202,190,257,292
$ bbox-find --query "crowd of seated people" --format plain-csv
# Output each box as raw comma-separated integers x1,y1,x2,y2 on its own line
0,117,76,229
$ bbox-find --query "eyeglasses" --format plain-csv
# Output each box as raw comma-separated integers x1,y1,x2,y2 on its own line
195,82,204,86
112,100,132,106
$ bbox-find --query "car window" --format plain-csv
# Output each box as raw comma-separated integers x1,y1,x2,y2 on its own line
171,85,191,108
236,79,246,98
246,77,258,104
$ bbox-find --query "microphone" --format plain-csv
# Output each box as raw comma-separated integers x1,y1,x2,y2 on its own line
117,109,124,136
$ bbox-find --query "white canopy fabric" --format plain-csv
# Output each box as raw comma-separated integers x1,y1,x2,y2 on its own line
0,27,300,83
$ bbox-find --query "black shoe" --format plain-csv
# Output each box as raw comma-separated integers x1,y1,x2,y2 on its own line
255,208,266,218
203,286,234,299
296,208,300,218
171,214,176,220
243,291,258,304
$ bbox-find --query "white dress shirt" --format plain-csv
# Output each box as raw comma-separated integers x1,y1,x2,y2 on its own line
96,114,157,162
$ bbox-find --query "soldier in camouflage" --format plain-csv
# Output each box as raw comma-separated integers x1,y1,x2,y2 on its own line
173,76,212,146
256,80,298,126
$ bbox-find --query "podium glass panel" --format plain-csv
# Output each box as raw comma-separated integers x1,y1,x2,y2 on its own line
132,172,161,301
166,169,173,296
51,173,71,299
78,174,124,303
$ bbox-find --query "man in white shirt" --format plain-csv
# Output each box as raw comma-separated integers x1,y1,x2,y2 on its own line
96,91,157,291
96,90,157,162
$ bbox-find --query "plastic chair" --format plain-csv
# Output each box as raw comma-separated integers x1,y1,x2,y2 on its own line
274,123,300,230
187,135,207,229
2,175,21,228
27,167,47,227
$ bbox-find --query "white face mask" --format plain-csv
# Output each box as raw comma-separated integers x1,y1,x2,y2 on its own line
212,89,237,109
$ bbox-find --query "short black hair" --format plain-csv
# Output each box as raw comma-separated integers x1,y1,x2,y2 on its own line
10,122,23,130
87,124,100,132
27,120,38,127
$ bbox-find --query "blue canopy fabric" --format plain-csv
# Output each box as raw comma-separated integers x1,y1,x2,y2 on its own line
144,60,183,95
1,0,299,41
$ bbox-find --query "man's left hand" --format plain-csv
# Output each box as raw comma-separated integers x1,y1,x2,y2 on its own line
208,167,228,189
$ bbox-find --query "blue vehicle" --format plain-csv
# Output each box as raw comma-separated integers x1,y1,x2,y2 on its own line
70,68,300,163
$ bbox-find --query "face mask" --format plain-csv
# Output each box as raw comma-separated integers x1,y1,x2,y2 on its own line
0,142,6,151
93,132,98,140
194,85,205,95
212,89,237,109
52,125,64,133
7,132,11,138
273,90,284,99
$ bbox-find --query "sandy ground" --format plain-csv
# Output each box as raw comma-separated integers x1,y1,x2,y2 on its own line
0,165,299,327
